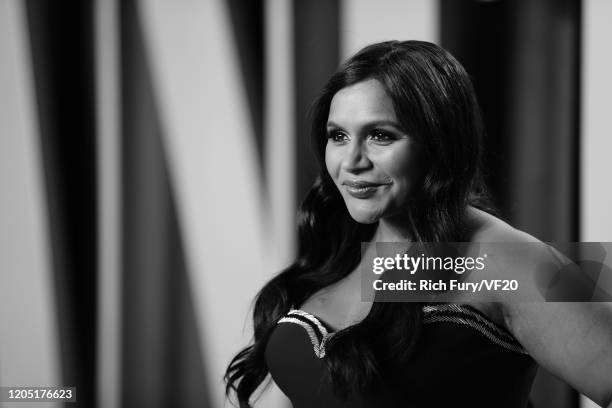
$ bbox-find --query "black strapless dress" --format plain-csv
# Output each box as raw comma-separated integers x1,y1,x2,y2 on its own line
265,304,537,408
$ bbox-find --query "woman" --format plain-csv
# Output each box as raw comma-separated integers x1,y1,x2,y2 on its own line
225,41,612,407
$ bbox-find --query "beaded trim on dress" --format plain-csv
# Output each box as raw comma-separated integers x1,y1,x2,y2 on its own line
278,310,333,358
422,303,528,354
276,304,527,358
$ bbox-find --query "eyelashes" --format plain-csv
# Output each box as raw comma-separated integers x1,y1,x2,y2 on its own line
370,129,396,142
326,128,397,144
327,130,348,142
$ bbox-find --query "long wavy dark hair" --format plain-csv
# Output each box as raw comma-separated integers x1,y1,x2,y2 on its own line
225,40,495,407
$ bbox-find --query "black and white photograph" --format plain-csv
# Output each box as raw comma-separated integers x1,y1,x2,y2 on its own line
1,0,611,407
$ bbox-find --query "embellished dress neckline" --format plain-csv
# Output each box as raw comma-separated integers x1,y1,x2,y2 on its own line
266,302,537,407
277,303,527,359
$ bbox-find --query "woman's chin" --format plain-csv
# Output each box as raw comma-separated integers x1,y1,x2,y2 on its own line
346,209,382,225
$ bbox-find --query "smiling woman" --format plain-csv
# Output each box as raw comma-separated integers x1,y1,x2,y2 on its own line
325,79,421,225
225,41,612,408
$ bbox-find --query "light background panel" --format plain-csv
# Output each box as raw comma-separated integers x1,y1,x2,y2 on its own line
341,0,439,59
0,1,61,406
262,0,296,405
580,0,612,405
136,0,272,406
581,0,612,243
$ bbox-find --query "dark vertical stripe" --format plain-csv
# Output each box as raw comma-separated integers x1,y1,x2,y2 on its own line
440,1,581,408
572,0,582,242
120,1,211,407
504,0,581,243
225,0,266,177
24,1,97,407
293,0,341,206
440,0,513,217
441,0,580,243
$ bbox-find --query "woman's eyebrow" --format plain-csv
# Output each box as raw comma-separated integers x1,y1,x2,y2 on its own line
364,120,402,128
326,119,401,128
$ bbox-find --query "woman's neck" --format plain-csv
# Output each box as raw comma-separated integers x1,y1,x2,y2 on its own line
373,214,413,242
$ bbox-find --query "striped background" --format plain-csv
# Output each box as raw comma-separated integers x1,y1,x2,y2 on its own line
1,0,610,407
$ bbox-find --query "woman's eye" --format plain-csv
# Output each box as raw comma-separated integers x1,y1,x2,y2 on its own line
370,130,395,143
327,130,348,143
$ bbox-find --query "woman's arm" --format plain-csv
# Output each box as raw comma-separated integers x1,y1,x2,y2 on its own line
469,212,611,405
478,225,612,405
502,301,612,407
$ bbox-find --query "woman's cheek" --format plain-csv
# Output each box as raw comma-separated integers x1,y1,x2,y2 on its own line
325,149,344,181
324,146,337,177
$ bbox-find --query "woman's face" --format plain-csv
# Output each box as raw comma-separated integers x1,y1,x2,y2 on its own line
325,78,421,224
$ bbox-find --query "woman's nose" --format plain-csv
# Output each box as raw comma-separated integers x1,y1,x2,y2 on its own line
342,140,371,173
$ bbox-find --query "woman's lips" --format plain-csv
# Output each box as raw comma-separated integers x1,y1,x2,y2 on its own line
342,180,390,199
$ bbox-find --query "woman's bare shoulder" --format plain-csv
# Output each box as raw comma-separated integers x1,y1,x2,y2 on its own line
456,207,542,325
465,207,553,299
466,206,540,244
